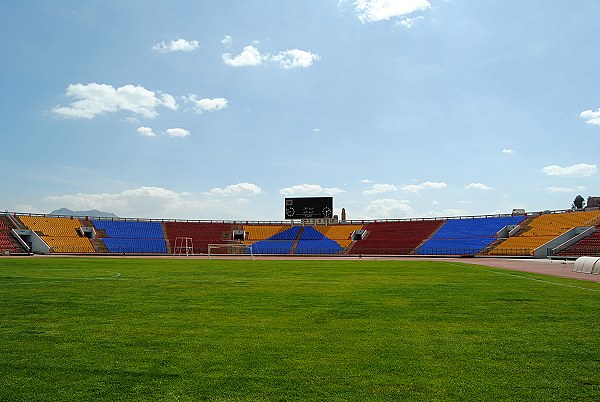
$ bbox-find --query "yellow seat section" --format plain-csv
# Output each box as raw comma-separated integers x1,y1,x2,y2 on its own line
19,216,94,253
489,210,600,256
313,224,364,248
243,225,291,240
44,237,95,253
19,216,82,237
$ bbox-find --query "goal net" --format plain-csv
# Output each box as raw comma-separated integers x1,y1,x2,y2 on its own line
174,237,194,256
208,243,254,260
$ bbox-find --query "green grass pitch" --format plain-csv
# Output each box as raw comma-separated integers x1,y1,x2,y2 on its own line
1,257,599,401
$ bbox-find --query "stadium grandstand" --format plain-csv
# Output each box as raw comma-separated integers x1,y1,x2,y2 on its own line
2,207,600,258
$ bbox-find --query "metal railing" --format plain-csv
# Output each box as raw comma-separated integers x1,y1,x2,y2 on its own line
4,207,598,226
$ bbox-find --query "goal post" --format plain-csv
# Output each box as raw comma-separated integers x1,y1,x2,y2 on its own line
174,237,194,256
208,243,254,260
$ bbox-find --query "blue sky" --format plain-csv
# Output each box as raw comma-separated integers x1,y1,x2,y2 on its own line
1,0,599,220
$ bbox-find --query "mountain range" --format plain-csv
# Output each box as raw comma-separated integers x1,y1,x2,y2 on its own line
49,208,118,218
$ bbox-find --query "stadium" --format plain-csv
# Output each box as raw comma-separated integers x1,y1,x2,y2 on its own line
2,200,600,400
3,1,600,400
2,196,600,261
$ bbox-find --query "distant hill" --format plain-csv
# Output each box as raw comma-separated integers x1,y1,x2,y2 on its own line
50,208,119,218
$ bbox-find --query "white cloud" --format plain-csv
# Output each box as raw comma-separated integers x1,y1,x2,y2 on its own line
221,35,233,46
42,186,254,220
136,127,156,137
401,181,447,193
580,108,600,126
223,45,320,69
363,199,414,219
465,182,492,190
270,49,320,69
160,93,178,110
546,186,586,193
349,0,431,23
223,45,264,67
361,179,374,183
122,117,141,124
52,83,175,119
279,184,346,196
363,183,398,195
208,182,263,197
164,128,191,138
313,128,321,133
423,208,469,218
153,38,199,52
398,16,424,28
502,148,516,154
184,94,228,113
13,204,45,214
45,187,186,217
542,163,597,177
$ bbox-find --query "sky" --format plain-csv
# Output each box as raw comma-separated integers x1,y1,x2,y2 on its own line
1,0,599,221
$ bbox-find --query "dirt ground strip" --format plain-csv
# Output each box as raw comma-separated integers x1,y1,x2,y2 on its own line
5,253,598,283
253,256,600,283
445,257,600,283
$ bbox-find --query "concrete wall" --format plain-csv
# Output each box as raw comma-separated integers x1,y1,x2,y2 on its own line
533,226,593,258
12,229,49,255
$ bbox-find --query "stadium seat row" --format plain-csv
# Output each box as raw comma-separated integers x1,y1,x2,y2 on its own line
8,209,600,257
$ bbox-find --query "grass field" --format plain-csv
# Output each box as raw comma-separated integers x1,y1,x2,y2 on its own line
1,257,599,401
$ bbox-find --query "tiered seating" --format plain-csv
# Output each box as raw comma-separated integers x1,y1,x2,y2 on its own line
243,225,291,241
0,218,21,253
558,224,600,257
250,240,295,254
349,220,444,255
19,216,94,253
295,226,343,255
93,220,166,253
43,237,98,253
249,226,300,254
164,222,232,254
314,224,364,248
488,210,600,256
20,216,81,236
417,216,526,255
0,234,18,252
269,226,300,240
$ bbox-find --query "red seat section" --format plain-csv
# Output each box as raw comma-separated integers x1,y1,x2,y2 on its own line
349,220,444,255
164,222,233,254
0,216,24,253
558,224,600,257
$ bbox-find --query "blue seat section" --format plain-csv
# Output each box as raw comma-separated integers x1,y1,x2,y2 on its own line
92,220,166,253
103,238,167,254
249,226,301,254
249,226,345,255
416,237,498,255
92,220,164,239
300,226,326,240
295,239,343,255
417,216,525,255
248,240,294,254
269,226,301,240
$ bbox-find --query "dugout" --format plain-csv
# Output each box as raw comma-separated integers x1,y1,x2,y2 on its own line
573,256,600,274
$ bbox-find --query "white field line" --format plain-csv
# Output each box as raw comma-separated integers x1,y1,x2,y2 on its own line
449,263,600,293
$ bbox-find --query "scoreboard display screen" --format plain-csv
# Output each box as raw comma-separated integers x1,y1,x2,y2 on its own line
284,197,333,219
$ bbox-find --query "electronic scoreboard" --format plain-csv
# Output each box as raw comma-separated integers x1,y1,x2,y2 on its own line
284,197,333,219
